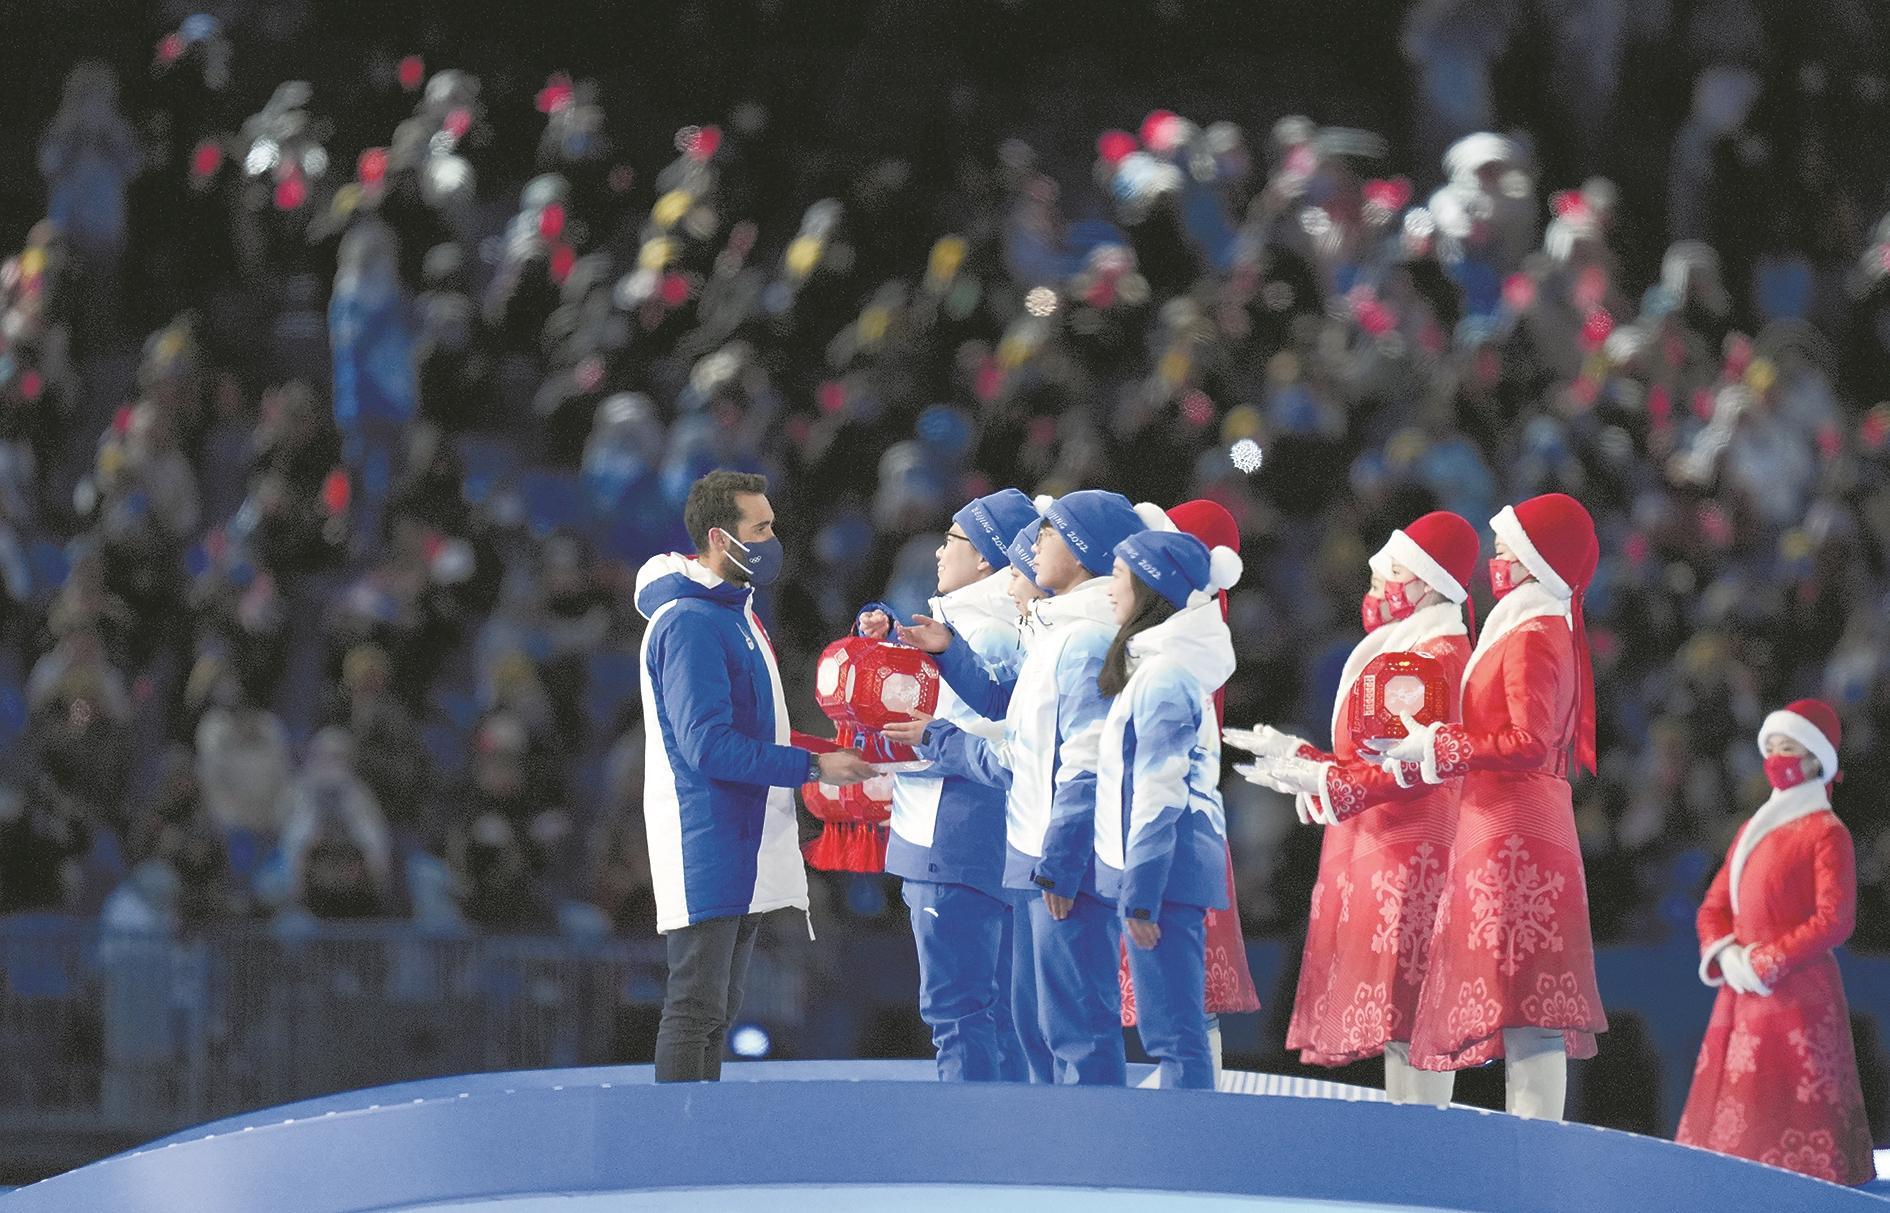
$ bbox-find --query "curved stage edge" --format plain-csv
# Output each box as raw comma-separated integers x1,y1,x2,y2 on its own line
2,1062,1883,1212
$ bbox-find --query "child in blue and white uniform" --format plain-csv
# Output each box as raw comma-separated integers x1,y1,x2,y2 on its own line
856,488,1044,1082
889,490,1168,1086
1093,530,1241,1089
1004,515,1048,627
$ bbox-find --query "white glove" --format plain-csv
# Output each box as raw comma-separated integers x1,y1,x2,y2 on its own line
1235,761,1319,825
1719,944,1774,997
1297,792,1336,826
1269,756,1328,797
1224,724,1309,760
1234,760,1294,794
1360,712,1432,762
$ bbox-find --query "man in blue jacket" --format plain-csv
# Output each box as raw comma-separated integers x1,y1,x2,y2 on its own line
636,470,875,1082
857,488,1047,1082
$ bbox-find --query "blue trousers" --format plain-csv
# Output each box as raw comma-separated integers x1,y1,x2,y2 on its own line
1005,889,1055,1083
1029,891,1126,1085
902,880,1030,1082
1124,902,1213,1089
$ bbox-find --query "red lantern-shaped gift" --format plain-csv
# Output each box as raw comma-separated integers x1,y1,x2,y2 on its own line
813,637,941,762
794,725,898,872
1350,650,1450,750
794,638,939,873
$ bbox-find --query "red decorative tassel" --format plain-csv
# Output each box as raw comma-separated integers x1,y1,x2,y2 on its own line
802,821,889,873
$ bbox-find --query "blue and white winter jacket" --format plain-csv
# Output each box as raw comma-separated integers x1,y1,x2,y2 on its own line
877,571,1022,898
635,553,810,933
1092,600,1234,921
915,577,1116,898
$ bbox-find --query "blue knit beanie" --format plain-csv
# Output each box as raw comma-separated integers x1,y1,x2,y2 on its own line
1043,490,1148,576
1114,530,1244,608
953,488,1042,572
1006,519,1044,590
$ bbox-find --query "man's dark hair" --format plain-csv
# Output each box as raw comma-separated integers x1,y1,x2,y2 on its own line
683,470,769,551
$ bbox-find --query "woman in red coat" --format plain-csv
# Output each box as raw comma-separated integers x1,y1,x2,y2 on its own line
1230,511,1477,1104
1118,499,1261,1071
1364,493,1607,1120
1675,699,1876,1186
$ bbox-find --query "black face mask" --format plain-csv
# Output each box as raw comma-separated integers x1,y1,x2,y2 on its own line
715,530,783,586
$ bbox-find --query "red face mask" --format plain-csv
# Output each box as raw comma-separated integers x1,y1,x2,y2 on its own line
1762,753,1810,791
1489,557,1520,599
1379,577,1418,624
1360,593,1384,632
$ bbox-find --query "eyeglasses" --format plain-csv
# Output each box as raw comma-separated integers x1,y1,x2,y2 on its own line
944,531,974,546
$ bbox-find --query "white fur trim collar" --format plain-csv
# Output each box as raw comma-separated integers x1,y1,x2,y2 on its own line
1460,579,1568,692
1729,780,1831,915
1330,601,1467,750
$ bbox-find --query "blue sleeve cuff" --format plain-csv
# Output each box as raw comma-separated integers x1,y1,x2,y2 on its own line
1031,816,1092,897
775,745,816,788
854,601,909,636
1118,858,1173,922
1029,870,1082,897
914,720,954,760
933,629,1009,720
933,627,977,682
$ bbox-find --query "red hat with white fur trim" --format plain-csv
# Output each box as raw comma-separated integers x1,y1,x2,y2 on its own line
1374,504,1477,586
1490,493,1599,598
1758,699,1841,783
1169,498,1241,727
1371,510,1482,638
1489,493,1600,774
1167,499,1239,555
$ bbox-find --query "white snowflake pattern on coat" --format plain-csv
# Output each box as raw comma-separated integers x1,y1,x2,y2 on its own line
1464,834,1566,977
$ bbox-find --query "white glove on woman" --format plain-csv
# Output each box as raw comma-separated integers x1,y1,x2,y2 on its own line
1268,756,1328,797
1278,757,1341,825
1360,712,1434,763
1224,723,1310,760
1235,759,1294,794
1236,760,1323,825
1719,944,1774,997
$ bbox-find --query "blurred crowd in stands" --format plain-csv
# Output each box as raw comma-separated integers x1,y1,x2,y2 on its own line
1,0,1888,954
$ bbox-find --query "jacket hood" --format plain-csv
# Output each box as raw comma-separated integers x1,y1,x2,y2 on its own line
634,551,749,620
1127,599,1236,692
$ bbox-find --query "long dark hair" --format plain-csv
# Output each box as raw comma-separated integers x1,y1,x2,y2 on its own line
1099,573,1180,697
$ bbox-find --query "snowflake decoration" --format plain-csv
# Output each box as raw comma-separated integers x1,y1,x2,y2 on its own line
1230,438,1264,473
1463,834,1566,976
1371,842,1447,984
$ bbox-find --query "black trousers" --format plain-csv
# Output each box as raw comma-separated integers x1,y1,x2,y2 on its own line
653,912,763,1082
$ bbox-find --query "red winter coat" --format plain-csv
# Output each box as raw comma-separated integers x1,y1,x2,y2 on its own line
1676,805,1875,1186
1289,626,1468,1066
1403,585,1607,1070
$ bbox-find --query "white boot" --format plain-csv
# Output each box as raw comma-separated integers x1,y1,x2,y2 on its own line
1385,1040,1455,1107
1382,1042,1408,1102
1503,1028,1568,1121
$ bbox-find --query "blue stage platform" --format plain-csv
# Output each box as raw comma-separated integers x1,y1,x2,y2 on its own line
2,1062,1882,1211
